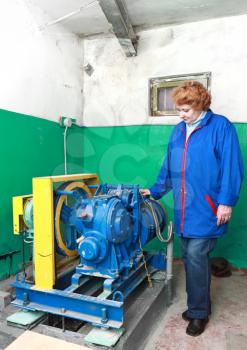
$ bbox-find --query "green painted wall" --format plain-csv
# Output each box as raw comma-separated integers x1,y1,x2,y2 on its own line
68,124,247,268
0,109,64,280
1,111,246,281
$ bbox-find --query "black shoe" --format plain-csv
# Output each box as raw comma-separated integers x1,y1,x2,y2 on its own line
186,318,209,336
182,310,211,322
182,311,192,322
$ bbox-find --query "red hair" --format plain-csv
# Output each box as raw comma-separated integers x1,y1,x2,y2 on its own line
172,81,211,110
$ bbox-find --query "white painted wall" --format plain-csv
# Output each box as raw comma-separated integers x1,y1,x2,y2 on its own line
0,0,84,123
83,14,247,126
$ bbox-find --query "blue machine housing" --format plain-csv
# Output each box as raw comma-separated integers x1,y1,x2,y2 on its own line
12,183,167,329
55,184,166,280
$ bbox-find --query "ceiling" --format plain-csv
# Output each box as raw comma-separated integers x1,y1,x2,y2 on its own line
29,0,247,37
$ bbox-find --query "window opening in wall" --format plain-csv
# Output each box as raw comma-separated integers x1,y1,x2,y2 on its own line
149,72,211,117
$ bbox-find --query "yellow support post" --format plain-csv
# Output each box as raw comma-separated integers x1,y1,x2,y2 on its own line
33,177,55,290
32,173,99,290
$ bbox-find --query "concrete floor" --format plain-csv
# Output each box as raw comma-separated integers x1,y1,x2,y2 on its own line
145,261,247,350
1,261,247,350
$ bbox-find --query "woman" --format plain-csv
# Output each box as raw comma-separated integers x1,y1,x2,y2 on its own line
141,81,244,336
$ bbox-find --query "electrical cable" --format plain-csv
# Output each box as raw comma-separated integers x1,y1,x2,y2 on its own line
138,237,153,288
140,194,173,243
64,126,68,175
43,0,98,28
21,231,26,278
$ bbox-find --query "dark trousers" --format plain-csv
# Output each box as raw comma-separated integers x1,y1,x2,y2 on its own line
180,237,217,319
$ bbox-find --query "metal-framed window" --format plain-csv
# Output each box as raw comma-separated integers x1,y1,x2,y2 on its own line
149,72,211,117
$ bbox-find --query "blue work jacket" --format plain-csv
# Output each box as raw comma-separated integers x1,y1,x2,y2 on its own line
149,110,244,238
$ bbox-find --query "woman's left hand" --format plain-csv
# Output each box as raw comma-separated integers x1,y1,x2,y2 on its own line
217,205,232,226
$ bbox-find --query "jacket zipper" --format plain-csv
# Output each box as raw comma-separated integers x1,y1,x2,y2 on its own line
180,126,202,234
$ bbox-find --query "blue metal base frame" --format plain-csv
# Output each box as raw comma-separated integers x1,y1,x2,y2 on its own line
11,256,165,329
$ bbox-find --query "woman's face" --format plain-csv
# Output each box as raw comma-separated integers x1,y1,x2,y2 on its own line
176,104,202,125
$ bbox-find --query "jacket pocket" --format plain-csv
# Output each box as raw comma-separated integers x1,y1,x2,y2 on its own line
205,194,217,217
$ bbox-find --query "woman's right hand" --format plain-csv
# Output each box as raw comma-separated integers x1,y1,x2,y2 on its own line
140,189,151,196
